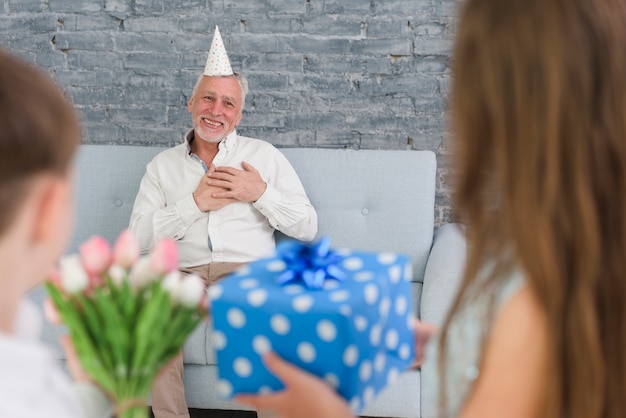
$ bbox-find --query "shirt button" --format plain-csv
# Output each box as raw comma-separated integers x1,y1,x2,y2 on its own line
361,208,369,216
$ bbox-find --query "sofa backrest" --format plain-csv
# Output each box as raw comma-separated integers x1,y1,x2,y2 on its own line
69,145,436,282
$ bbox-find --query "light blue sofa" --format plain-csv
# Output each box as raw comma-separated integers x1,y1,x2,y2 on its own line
28,145,466,418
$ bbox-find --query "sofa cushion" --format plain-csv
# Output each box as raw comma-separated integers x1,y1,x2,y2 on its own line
66,145,159,254
281,148,436,283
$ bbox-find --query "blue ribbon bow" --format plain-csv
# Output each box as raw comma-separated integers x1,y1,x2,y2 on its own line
275,236,346,290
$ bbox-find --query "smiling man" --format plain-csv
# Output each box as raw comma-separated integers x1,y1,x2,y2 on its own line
128,27,317,418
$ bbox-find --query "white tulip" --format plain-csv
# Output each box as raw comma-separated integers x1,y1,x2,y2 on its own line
129,256,156,290
177,274,205,309
162,271,182,299
108,264,127,287
59,255,89,293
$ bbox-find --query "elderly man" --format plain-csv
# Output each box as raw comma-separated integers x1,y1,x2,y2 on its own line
129,27,317,418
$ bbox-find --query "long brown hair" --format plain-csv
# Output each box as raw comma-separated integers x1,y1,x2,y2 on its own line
442,0,626,416
0,48,80,235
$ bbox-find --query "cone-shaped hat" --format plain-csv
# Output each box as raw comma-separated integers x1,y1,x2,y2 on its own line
203,26,233,76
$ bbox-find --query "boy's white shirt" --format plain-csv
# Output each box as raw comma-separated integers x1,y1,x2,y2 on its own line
0,299,111,418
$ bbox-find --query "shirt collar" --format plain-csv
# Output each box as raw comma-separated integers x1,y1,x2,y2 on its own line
220,130,238,151
184,129,238,155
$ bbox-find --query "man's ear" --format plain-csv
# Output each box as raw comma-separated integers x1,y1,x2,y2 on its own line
187,96,194,112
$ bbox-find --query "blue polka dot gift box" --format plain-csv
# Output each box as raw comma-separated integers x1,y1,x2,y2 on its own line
208,237,415,414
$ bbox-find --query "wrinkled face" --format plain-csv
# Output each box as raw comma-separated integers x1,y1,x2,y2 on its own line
188,75,243,144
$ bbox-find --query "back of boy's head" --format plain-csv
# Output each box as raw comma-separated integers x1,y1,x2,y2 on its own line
0,47,80,235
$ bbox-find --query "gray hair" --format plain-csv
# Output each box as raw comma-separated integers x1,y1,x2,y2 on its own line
191,72,248,110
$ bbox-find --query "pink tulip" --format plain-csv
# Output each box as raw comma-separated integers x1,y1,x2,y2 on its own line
149,238,179,275
113,229,140,269
79,235,113,277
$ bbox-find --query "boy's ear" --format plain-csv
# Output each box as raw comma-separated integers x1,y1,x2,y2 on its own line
31,176,72,244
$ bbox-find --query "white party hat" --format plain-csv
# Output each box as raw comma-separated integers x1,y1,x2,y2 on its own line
203,26,233,76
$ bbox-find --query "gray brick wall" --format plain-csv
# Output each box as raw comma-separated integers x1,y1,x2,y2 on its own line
0,0,458,226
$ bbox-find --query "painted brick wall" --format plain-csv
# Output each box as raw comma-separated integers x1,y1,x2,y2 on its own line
0,0,458,226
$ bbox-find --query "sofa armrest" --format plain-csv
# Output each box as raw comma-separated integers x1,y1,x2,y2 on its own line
420,223,467,327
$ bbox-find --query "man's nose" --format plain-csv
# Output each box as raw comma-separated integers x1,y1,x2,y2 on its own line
208,101,223,116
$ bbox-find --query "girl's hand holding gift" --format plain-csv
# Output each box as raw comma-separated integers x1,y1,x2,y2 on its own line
236,351,355,418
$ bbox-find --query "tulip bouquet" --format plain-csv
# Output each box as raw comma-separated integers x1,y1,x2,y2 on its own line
45,230,206,418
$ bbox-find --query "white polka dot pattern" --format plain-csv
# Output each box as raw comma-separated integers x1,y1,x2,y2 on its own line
246,289,268,307
377,253,397,265
399,343,411,360
239,278,259,289
226,308,246,329
292,295,314,313
212,330,227,350
370,324,382,346
316,320,337,342
322,279,341,290
354,271,374,282
209,246,414,415
270,314,290,335
325,373,340,388
329,289,350,302
354,315,368,331
389,265,402,283
282,284,304,294
297,342,316,363
266,260,287,272
385,329,399,350
234,357,252,377
339,305,352,316
364,284,379,305
379,297,391,318
343,344,359,367
395,295,408,315
359,360,372,381
252,335,271,355
404,264,413,281
374,352,386,372
343,257,364,271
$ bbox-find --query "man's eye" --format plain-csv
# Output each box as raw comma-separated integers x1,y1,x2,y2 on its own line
225,102,233,107
204,96,214,101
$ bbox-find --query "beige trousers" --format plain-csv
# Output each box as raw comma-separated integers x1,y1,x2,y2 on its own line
151,262,246,418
